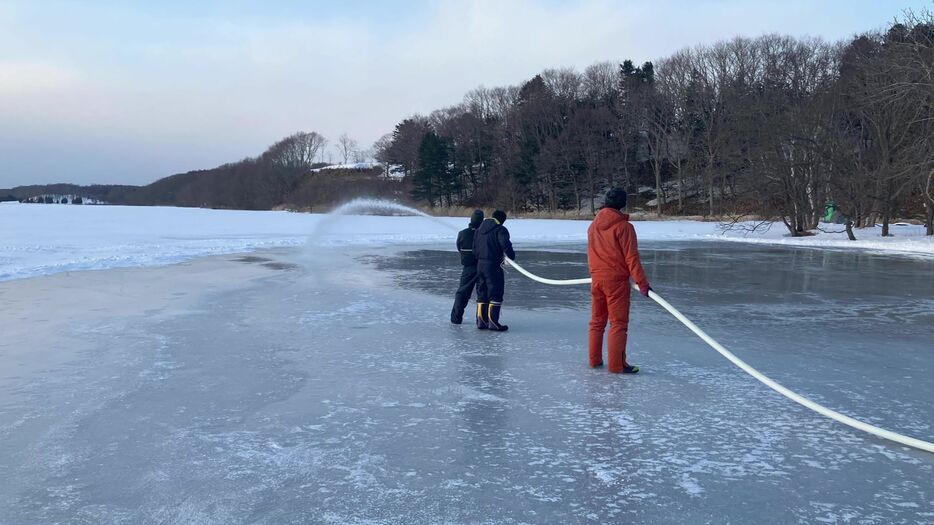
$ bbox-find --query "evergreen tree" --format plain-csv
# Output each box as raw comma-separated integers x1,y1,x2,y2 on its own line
412,131,449,207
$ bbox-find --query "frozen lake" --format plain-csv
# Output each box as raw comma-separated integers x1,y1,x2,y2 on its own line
0,240,932,524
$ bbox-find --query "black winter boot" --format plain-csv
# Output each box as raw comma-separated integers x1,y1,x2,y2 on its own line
451,302,464,324
476,302,488,330
487,302,508,332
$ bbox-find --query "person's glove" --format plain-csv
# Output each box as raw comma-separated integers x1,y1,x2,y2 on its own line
639,282,653,297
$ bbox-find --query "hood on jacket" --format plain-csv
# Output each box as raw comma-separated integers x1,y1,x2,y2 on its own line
477,217,500,235
592,207,629,231
469,209,484,228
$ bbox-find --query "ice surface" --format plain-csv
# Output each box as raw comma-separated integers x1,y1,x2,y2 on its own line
0,234,931,523
2,202,932,282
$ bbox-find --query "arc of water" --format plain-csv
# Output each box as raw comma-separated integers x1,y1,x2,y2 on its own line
328,198,455,230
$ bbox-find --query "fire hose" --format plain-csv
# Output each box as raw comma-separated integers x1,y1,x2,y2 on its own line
504,257,934,454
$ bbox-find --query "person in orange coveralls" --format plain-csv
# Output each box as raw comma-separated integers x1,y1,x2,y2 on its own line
587,188,651,373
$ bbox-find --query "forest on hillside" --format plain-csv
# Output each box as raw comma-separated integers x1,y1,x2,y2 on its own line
374,12,934,238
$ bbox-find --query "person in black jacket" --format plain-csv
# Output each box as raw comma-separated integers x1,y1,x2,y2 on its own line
473,209,515,331
451,209,485,324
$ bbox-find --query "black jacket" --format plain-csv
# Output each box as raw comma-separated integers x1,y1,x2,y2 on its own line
456,227,478,266
473,218,515,263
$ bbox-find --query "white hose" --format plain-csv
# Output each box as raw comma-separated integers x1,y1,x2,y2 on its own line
504,257,934,454
504,257,592,286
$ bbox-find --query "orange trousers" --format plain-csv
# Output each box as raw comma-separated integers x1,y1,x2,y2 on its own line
589,277,632,373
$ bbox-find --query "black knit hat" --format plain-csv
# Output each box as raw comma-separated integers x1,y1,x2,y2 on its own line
604,188,627,210
492,209,507,224
469,209,484,228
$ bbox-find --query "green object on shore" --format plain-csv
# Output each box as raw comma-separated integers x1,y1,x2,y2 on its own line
823,200,837,222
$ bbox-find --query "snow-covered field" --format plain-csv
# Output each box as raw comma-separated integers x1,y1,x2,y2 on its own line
2,202,932,282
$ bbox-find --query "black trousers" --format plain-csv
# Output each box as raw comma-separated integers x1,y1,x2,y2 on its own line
451,264,480,322
476,261,505,303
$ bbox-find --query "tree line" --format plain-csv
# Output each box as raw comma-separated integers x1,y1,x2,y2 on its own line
374,12,933,238
4,130,394,210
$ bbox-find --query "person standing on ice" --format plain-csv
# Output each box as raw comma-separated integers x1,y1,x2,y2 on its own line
588,188,651,373
473,209,515,332
451,209,485,324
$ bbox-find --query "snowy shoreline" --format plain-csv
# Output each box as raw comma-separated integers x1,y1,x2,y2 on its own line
2,203,932,282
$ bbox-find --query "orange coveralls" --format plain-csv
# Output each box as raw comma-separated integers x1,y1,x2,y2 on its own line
587,208,648,372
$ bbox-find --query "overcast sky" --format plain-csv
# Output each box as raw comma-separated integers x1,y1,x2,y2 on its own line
0,0,928,187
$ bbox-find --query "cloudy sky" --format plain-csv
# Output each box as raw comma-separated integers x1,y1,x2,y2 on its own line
0,0,927,187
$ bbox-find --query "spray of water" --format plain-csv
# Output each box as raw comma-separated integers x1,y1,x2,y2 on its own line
305,198,461,252
327,198,459,232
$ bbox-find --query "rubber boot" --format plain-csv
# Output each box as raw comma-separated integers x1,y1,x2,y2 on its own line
476,302,488,330
487,302,508,332
451,302,464,324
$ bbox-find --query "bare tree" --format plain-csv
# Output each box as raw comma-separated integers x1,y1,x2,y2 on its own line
372,133,394,178
464,86,496,120
541,67,583,103
336,133,360,165
736,35,838,236
263,131,328,170
836,21,932,237
583,61,618,102
890,10,934,235
654,51,695,211
372,133,393,162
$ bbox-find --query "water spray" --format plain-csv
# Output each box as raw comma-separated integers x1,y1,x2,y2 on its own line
329,199,934,454
328,198,454,229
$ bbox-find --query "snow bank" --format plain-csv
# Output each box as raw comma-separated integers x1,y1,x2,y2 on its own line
310,161,382,172
1,203,931,282
1,205,308,281
711,221,934,258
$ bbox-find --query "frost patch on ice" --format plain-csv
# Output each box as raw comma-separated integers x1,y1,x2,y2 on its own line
677,474,704,496
589,463,618,485
298,301,380,323
615,415,643,444
334,453,386,489
434,384,507,404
